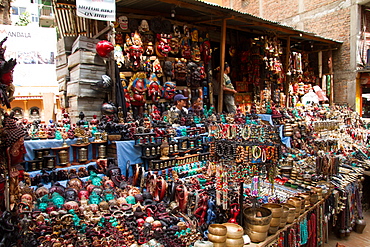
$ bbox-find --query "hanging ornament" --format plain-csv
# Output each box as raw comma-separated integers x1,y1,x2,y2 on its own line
96,40,114,58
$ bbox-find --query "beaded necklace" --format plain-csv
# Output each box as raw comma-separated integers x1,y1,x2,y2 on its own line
300,217,308,245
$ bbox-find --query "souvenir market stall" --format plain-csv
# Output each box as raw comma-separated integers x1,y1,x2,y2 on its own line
1,99,369,246
0,1,360,246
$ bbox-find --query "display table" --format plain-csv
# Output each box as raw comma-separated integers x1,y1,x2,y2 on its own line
115,140,143,177
24,139,94,162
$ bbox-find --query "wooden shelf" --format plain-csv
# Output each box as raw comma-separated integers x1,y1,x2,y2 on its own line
248,196,328,247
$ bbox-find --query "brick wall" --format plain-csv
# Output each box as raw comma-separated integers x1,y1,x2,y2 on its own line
226,0,354,104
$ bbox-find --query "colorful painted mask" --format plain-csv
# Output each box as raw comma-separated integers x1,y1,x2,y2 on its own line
118,16,128,30
170,37,180,55
128,72,148,106
162,81,176,100
156,34,171,57
174,58,187,82
191,44,201,63
139,20,150,32
148,73,162,103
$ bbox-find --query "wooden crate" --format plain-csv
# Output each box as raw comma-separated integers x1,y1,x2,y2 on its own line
56,64,69,80
56,53,68,67
68,50,105,69
72,35,100,54
57,36,77,54
68,96,104,123
58,77,67,92
67,80,106,98
59,92,68,108
70,64,106,82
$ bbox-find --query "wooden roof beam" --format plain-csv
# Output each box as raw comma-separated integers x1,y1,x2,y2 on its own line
155,0,226,16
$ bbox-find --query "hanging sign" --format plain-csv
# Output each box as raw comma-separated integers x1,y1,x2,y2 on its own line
76,0,116,21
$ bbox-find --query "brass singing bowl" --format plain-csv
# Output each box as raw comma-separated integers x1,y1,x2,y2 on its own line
222,223,244,239
279,221,287,228
208,224,228,236
269,217,281,227
243,207,272,226
225,237,244,247
208,233,227,243
286,198,302,212
244,222,270,233
262,203,283,218
212,242,226,247
268,225,279,235
281,206,289,219
245,228,268,243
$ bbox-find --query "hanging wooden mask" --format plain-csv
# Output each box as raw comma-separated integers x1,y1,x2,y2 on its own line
174,58,187,82
155,34,171,57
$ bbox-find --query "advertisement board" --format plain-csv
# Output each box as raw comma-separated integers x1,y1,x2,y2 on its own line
0,25,57,88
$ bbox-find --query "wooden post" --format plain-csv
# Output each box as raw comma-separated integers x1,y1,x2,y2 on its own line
328,50,333,105
217,18,227,113
107,22,116,103
284,36,291,107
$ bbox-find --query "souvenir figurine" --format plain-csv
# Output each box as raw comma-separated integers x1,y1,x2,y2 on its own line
173,25,181,38
145,42,154,56
191,44,201,63
191,28,199,42
76,112,88,128
114,45,125,68
162,81,176,100
90,115,99,127
153,58,163,77
155,34,171,57
201,38,212,65
0,37,17,109
148,73,162,103
118,16,129,30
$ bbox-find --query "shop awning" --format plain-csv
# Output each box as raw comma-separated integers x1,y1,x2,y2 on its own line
54,0,342,48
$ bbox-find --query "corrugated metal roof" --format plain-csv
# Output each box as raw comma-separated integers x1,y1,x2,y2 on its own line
57,0,342,45
115,0,341,45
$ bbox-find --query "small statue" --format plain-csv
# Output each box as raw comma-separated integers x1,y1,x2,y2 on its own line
76,112,88,128
160,140,170,160
90,115,99,126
